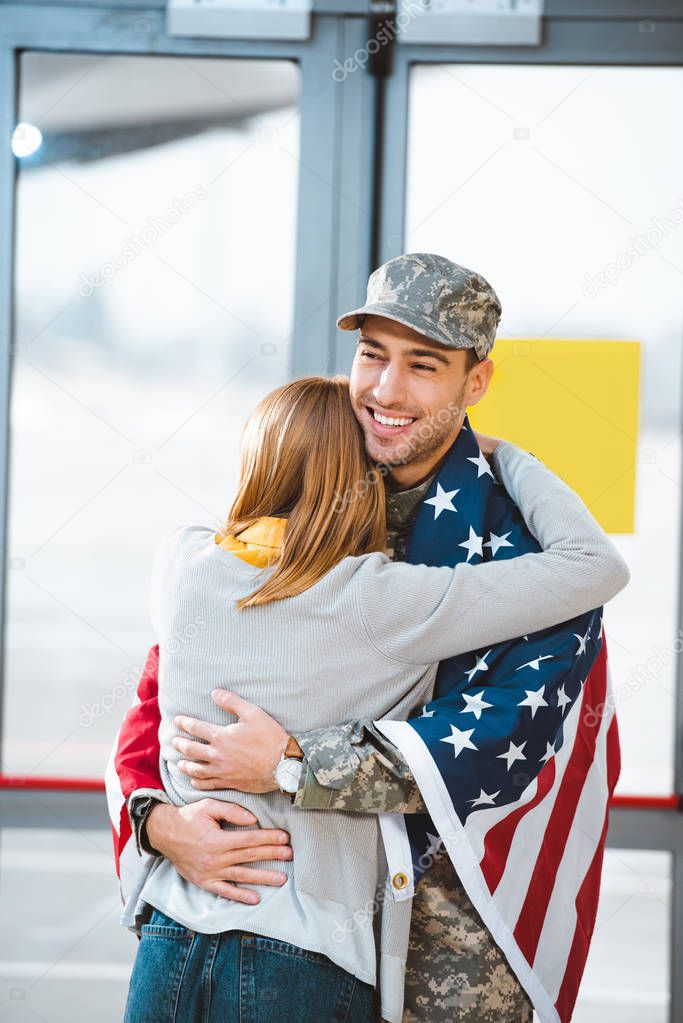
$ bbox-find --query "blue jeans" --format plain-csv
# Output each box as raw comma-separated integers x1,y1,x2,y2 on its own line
124,908,378,1023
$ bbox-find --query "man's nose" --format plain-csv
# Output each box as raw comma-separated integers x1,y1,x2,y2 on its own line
373,364,407,408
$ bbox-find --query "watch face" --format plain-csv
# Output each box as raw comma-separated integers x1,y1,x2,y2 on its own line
276,757,303,794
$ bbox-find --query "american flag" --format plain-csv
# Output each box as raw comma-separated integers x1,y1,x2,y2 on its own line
376,413,620,1023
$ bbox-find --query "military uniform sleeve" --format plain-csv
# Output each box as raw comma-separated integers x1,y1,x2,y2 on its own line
292,719,427,813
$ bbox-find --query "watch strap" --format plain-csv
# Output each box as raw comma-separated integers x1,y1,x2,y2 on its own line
129,794,162,856
284,735,304,760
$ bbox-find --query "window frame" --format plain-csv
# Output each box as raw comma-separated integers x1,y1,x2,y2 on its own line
1,2,682,1018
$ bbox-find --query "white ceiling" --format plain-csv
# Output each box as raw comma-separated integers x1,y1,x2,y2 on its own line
18,52,300,132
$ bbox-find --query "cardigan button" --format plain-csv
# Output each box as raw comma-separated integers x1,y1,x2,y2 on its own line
392,872,409,891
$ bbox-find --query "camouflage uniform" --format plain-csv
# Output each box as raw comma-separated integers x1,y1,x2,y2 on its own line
294,473,534,1023
403,847,533,1023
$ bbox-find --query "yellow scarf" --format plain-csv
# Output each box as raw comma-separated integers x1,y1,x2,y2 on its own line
215,516,287,567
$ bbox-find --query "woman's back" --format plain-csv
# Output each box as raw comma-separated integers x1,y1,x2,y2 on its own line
152,522,436,899
155,522,435,753
141,521,432,1003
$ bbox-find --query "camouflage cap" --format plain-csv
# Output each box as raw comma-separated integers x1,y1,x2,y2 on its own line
337,252,502,361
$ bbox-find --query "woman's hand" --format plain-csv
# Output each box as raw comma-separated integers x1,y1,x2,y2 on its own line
472,429,504,459
172,691,290,793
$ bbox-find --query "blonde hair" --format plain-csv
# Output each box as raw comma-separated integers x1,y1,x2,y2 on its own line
224,375,386,608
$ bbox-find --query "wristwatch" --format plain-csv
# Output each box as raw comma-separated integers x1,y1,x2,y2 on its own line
274,736,305,795
128,793,164,856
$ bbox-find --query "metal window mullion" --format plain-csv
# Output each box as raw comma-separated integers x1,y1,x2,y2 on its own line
290,17,346,375
292,14,379,376
544,1,683,17
330,15,377,374
383,18,683,68
1,0,679,15
673,263,683,800
672,852,683,1023
374,48,409,266
0,0,371,11
0,44,16,778
672,179,683,1023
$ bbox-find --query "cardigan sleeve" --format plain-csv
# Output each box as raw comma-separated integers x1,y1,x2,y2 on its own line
358,442,630,666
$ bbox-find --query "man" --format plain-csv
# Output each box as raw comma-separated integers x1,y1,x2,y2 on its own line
109,253,609,1021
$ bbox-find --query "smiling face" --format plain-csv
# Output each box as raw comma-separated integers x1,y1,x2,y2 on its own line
349,314,494,487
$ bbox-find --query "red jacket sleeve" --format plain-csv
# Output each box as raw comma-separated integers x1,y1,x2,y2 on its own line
114,644,163,798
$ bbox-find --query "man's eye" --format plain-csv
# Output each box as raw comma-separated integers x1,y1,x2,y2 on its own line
413,363,436,372
360,350,379,359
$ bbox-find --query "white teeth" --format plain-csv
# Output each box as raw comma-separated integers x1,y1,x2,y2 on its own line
372,409,414,427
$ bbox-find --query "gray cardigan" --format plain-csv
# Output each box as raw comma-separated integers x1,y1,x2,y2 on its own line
138,441,630,1023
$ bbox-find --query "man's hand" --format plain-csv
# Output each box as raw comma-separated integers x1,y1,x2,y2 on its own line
145,798,292,905
172,690,290,793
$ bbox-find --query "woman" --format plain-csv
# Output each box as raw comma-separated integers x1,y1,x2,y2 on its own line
124,376,629,1023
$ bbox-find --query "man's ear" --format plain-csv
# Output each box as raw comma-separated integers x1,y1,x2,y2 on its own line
466,357,494,407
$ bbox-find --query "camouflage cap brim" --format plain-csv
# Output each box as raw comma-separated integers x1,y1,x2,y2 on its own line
336,301,478,355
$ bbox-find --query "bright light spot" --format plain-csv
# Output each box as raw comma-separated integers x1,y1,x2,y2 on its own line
11,123,43,158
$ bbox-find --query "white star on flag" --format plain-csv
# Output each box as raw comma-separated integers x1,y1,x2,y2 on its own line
459,525,484,562
517,685,549,718
421,705,435,717
461,690,493,719
469,788,500,807
440,724,478,759
424,483,460,520
539,741,556,764
556,683,571,714
467,449,495,479
516,653,554,672
497,739,527,770
483,530,514,557
573,629,590,656
465,649,493,682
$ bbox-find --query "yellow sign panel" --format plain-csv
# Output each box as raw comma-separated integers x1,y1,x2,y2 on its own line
468,339,641,535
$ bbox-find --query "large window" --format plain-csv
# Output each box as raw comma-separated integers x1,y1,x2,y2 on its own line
4,53,300,778
405,64,683,796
